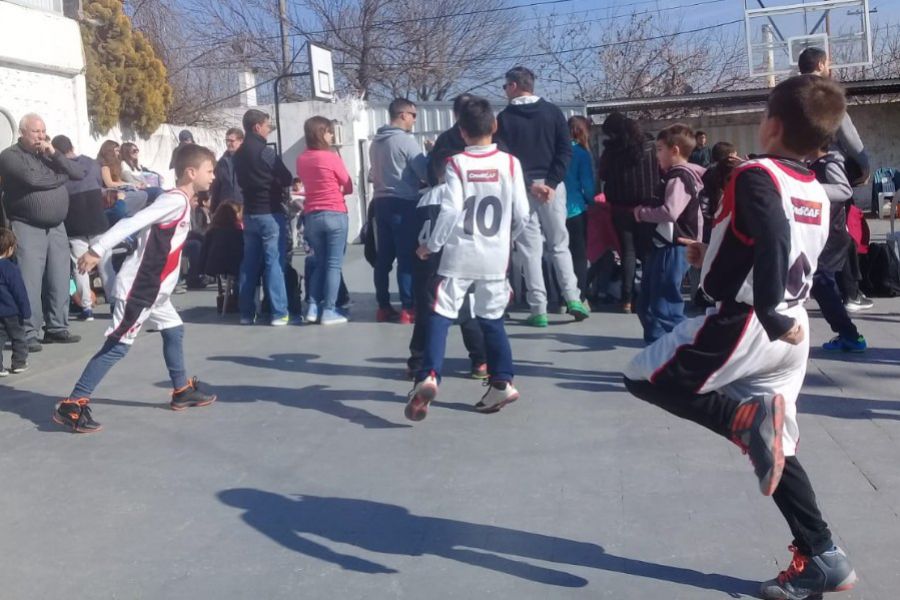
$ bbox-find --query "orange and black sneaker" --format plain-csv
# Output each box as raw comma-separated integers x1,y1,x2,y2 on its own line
404,372,438,422
170,377,217,411
53,398,102,433
729,394,785,496
760,545,857,599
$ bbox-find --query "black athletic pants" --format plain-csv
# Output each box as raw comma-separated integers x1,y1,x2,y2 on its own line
623,377,834,556
566,213,588,301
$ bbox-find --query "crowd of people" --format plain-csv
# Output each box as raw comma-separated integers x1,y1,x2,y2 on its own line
0,49,878,600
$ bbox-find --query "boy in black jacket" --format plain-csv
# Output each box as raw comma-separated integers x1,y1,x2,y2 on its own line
0,228,30,376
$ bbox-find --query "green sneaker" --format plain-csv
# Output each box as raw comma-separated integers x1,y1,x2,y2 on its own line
566,300,590,321
526,313,549,327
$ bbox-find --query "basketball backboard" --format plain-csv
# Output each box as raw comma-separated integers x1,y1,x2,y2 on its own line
744,0,872,78
308,43,335,102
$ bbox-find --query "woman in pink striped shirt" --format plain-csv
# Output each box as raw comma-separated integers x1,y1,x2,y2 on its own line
296,117,353,325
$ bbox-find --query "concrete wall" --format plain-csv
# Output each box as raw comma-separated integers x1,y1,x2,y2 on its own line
0,0,90,150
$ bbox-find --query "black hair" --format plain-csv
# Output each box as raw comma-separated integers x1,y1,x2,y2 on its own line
457,97,495,138
505,66,535,93
51,135,73,155
452,94,474,117
767,74,846,155
711,141,736,163
242,109,269,134
388,98,416,120
798,47,828,74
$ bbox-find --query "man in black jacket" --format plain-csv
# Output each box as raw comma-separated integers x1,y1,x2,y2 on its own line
210,127,244,212
0,114,83,350
496,66,589,327
232,109,294,325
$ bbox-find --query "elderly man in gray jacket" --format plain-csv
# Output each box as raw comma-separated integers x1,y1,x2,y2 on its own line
0,114,84,350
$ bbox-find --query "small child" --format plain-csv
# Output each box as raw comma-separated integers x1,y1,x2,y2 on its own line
0,228,30,376
200,201,245,314
808,144,867,353
624,75,856,599
54,145,219,433
633,124,705,343
404,96,529,421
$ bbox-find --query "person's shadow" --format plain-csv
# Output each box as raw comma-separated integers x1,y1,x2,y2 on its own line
218,488,759,594
508,332,643,353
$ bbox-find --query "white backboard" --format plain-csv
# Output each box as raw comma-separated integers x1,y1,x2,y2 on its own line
308,43,335,102
745,0,873,77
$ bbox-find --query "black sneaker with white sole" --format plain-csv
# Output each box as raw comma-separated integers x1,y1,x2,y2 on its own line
844,293,874,312
760,545,857,599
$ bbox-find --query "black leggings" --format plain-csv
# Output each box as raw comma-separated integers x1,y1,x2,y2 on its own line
624,377,833,556
613,211,639,305
566,213,588,301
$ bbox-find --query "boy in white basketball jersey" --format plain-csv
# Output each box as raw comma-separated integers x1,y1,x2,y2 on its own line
623,76,857,599
54,146,219,434
404,97,529,421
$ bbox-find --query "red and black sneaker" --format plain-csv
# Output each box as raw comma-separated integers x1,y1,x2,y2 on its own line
170,377,217,411
376,307,400,323
52,398,102,434
729,394,785,496
398,308,415,325
404,372,438,422
760,545,857,599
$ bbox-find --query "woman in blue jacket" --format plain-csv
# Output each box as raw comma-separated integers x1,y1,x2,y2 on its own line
564,116,596,301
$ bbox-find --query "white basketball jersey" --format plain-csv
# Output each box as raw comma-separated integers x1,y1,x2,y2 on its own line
701,157,830,307
426,144,529,280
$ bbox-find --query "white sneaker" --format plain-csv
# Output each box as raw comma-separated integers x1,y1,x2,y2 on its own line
270,316,289,327
475,381,519,413
404,373,438,422
240,317,254,325
320,309,348,325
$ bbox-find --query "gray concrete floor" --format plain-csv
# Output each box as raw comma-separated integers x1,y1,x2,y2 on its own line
0,245,898,599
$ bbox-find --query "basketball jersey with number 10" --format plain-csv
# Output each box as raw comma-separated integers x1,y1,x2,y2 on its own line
438,145,530,280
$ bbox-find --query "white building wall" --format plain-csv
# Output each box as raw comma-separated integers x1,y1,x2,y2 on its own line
0,0,90,150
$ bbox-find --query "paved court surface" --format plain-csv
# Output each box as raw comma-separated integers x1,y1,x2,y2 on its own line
1,246,898,599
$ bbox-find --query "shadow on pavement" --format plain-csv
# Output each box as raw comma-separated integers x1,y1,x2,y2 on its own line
217,488,759,594
508,332,643,353
0,385,69,433
800,392,900,422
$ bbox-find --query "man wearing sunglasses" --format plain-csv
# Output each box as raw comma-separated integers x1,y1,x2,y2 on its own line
368,98,428,324
496,66,590,327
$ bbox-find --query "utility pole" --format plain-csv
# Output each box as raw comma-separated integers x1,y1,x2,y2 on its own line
763,23,776,88
278,0,292,96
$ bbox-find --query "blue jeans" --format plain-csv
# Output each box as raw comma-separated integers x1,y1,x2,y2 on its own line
71,326,187,398
240,213,288,320
418,313,513,384
303,211,349,311
373,197,416,309
637,244,688,344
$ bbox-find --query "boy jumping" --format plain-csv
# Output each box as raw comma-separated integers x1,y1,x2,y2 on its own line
623,75,857,599
54,145,218,433
404,97,529,421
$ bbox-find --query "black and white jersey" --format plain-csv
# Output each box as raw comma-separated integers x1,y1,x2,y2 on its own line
424,144,529,280
700,156,829,340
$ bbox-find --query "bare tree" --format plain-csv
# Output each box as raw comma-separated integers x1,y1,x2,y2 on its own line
532,9,747,115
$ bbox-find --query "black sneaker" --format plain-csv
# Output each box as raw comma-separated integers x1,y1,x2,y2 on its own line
729,394,785,496
27,338,42,353
52,399,103,433
11,363,28,374
760,545,857,599
42,330,81,344
170,377,217,411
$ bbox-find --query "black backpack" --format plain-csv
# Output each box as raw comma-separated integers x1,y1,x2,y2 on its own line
860,241,900,297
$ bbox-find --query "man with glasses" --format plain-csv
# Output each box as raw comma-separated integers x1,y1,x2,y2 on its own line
211,128,245,212
497,66,590,327
368,98,428,324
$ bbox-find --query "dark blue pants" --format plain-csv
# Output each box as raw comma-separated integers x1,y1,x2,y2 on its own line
811,270,859,339
637,244,688,344
373,197,416,309
418,313,513,384
71,325,188,398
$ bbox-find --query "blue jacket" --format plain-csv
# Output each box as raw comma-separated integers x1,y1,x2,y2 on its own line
0,258,30,319
564,142,595,218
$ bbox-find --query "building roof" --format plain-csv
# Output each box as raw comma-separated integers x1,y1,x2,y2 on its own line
586,78,900,114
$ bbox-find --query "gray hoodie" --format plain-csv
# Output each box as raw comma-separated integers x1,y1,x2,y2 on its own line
368,126,427,201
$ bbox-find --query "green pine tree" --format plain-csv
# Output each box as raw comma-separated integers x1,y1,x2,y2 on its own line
81,0,172,136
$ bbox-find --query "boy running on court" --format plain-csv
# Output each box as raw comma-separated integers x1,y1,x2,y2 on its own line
54,145,218,433
404,97,529,421
623,75,857,599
